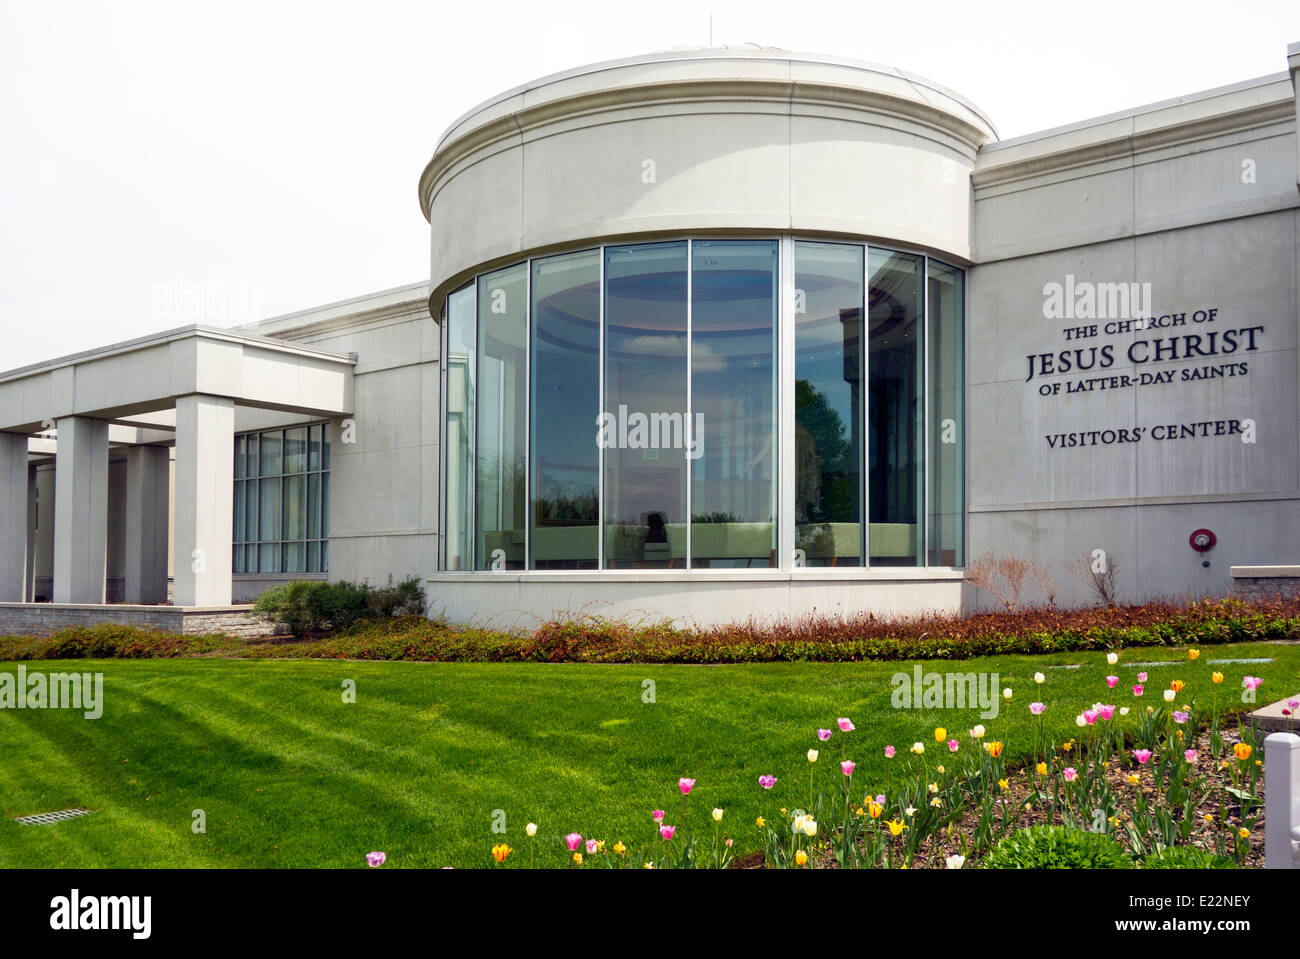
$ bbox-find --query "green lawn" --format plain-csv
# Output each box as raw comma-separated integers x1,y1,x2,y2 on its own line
1,643,1294,868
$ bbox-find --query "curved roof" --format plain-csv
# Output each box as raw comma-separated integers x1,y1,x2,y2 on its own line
431,45,999,154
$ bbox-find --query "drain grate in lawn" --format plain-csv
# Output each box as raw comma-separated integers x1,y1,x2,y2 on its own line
13,807,94,826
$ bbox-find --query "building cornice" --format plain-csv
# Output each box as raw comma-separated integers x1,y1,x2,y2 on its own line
419,77,997,221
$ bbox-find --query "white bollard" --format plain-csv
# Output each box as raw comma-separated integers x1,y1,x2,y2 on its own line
1264,732,1300,869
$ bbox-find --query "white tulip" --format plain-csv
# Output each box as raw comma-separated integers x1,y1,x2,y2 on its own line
946,854,966,869
1034,672,1045,684
712,808,724,822
1003,688,1013,700
1107,653,1119,665
807,749,819,763
525,822,537,837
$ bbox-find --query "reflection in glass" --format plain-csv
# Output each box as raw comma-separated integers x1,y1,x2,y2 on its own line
603,242,688,568
475,265,528,570
690,240,777,567
444,285,476,570
868,250,923,566
794,242,864,566
530,250,600,569
928,262,964,566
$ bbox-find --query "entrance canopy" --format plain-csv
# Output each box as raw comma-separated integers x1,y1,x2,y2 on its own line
0,324,354,606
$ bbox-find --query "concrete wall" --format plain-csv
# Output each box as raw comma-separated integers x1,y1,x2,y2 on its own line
0,602,273,637
420,47,996,302
243,286,439,602
967,72,1300,607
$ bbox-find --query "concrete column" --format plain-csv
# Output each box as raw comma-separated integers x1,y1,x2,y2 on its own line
124,445,171,604
173,394,234,607
0,432,30,601
33,466,55,601
25,465,37,601
53,416,110,603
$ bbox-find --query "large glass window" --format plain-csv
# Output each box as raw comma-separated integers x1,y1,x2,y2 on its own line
444,285,476,570
603,241,688,568
530,249,600,569
868,250,924,567
794,241,864,567
441,237,964,574
475,264,527,570
691,240,777,567
233,423,331,574
927,262,965,566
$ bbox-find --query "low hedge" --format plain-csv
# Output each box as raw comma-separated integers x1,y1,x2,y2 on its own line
1,597,1298,664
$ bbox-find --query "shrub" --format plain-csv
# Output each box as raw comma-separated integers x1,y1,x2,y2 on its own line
253,577,427,638
1141,847,1236,869
983,826,1132,870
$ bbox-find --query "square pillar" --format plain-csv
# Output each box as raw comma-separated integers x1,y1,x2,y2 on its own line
0,432,30,602
53,416,110,603
124,445,171,604
173,394,234,607
25,464,38,601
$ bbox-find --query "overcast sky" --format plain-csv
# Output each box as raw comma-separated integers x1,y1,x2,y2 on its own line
2,0,1299,370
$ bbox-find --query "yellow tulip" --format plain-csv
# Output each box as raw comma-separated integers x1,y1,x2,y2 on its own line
868,801,883,819
1188,649,1200,660
795,849,808,866
934,727,947,742
756,816,765,828
491,843,511,863
1234,743,1253,761
886,819,907,837
1170,679,1186,693
1212,672,1224,685
984,741,1004,758
998,778,1009,790
613,842,626,856
1036,762,1048,776
572,852,583,865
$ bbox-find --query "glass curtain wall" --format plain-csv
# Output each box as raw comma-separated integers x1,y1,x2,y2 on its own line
530,249,601,569
793,242,864,567
603,242,689,568
927,262,965,566
443,285,476,570
867,250,924,567
690,240,778,567
441,238,964,573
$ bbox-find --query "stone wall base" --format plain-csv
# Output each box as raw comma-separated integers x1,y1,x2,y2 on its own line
0,603,275,638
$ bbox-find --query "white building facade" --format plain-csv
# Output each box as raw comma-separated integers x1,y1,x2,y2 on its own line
1,44,1298,630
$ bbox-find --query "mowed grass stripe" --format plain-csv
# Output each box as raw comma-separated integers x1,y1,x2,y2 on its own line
0,646,1293,867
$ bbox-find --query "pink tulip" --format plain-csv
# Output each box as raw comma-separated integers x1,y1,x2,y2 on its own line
817,729,833,741
1105,676,1118,688
1173,711,1189,724
841,761,855,777
660,825,676,841
1029,702,1046,715
585,839,599,854
366,851,386,868
837,718,855,732
652,810,664,823
1184,749,1198,762
1133,685,1144,697
678,778,695,795
1063,767,1077,782
1133,749,1152,764
1243,676,1263,691
758,775,777,789
1137,672,1148,683
1289,699,1299,710
885,745,896,758
565,833,583,851
1082,710,1099,725
1097,705,1115,721
874,794,886,805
